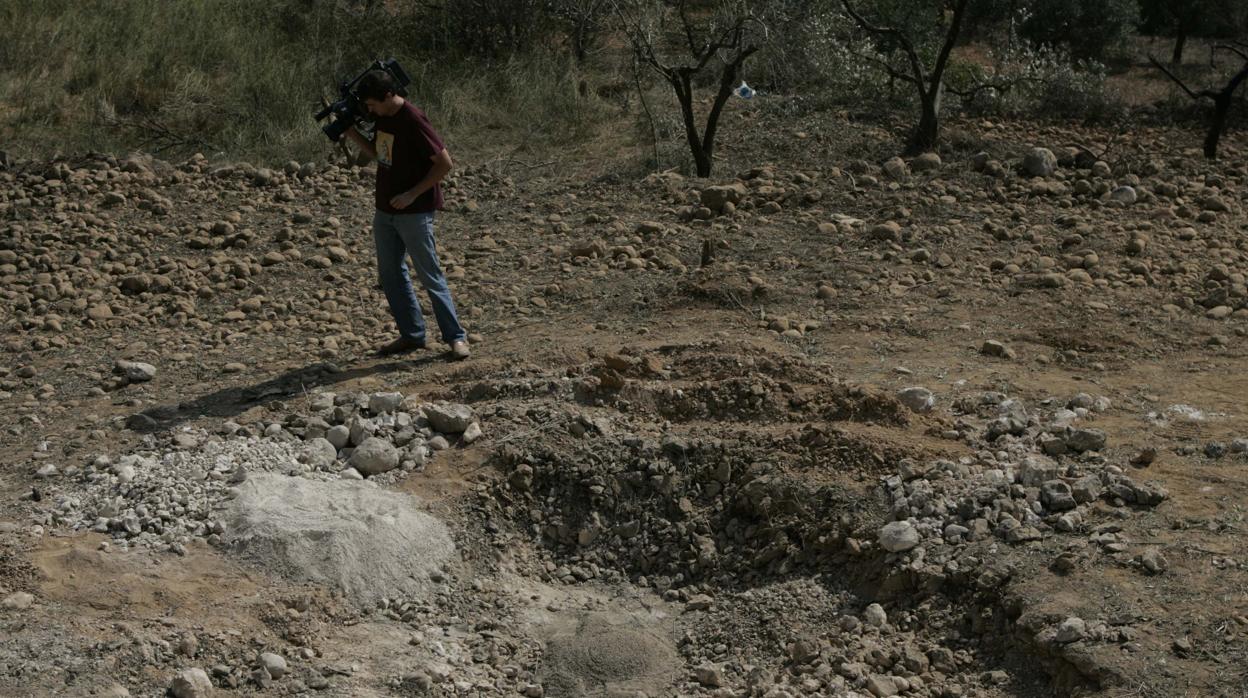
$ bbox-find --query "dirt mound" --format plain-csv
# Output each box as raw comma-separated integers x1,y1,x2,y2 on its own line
224,473,454,606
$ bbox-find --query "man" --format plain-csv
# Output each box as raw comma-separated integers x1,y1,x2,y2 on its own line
345,70,470,360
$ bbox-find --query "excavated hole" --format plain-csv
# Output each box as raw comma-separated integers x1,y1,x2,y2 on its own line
474,348,1092,696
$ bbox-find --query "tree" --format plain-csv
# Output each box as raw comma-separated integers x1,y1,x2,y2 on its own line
839,0,973,154
546,0,612,62
1140,0,1246,65
422,0,552,59
1149,45,1248,158
1018,0,1139,62
614,0,764,177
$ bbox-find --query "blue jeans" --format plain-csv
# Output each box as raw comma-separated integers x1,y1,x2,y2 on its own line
373,209,465,345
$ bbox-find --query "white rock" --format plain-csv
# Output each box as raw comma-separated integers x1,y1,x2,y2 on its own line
1056,617,1087,643
259,652,287,679
428,435,450,451
115,360,157,383
325,425,350,449
169,667,213,698
425,403,475,433
368,392,404,414
462,422,483,444
896,387,935,413
878,521,920,552
2,591,35,610
348,418,375,446
348,437,399,476
862,603,887,627
309,392,336,411
1109,185,1137,204
302,438,337,468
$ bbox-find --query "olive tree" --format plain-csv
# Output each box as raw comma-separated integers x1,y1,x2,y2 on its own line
1150,45,1248,158
613,0,766,177
838,0,975,153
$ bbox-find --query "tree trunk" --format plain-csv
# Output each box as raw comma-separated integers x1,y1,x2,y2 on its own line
909,93,939,154
1171,29,1187,65
1205,62,1248,159
698,50,753,178
904,0,963,154
671,74,711,176
693,148,713,177
1205,93,1231,159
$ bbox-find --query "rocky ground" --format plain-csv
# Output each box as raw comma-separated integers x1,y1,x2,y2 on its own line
2,106,1248,698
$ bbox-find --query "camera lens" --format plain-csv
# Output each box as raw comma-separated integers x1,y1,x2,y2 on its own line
323,118,352,142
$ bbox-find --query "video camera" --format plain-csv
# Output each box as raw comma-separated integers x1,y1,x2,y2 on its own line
314,58,411,142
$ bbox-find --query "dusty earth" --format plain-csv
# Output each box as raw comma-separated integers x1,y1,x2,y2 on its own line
2,105,1248,698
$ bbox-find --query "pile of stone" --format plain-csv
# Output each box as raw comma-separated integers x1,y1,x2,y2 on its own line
870,390,1168,564
34,391,482,552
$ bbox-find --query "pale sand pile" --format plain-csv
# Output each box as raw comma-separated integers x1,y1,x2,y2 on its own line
224,473,454,606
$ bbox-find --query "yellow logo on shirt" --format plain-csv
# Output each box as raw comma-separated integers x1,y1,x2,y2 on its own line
376,131,394,166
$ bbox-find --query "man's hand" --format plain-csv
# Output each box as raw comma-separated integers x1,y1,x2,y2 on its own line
345,127,376,163
389,189,420,210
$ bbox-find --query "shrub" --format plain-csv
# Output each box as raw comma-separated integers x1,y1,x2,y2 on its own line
0,0,608,162
950,40,1125,123
1018,0,1140,62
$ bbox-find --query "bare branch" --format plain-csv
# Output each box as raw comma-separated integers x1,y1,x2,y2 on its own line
945,76,1042,99
1214,44,1248,63
839,0,926,87
927,0,971,96
1148,55,1216,100
676,0,703,58
850,49,920,86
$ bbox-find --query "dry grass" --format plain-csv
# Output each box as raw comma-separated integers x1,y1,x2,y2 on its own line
0,0,615,164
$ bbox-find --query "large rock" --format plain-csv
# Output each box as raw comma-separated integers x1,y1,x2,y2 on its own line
1,591,34,610
368,392,404,414
259,652,287,679
302,438,337,469
1018,455,1061,486
1040,480,1077,511
1109,185,1137,204
879,521,920,552
170,668,213,698
911,152,942,172
425,403,475,433
1065,428,1107,453
896,387,935,413
348,437,399,475
1023,147,1057,177
1055,617,1087,643
700,183,747,212
882,156,909,180
325,425,350,449
114,360,157,383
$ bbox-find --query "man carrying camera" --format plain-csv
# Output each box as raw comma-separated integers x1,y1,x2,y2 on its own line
344,70,470,360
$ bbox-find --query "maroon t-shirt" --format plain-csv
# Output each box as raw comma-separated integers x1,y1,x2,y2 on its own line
372,101,445,214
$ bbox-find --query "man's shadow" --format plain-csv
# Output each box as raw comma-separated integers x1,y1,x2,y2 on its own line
125,354,442,435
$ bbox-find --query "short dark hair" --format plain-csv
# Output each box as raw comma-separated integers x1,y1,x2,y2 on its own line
357,70,397,102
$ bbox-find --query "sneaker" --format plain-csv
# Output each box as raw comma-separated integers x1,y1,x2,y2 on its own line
450,339,471,360
376,337,425,356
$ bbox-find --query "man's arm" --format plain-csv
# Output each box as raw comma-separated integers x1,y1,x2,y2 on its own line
390,148,453,209
344,126,376,162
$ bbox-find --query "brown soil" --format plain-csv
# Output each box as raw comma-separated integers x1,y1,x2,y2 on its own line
2,103,1248,697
